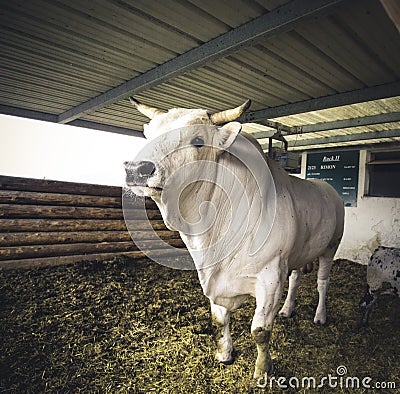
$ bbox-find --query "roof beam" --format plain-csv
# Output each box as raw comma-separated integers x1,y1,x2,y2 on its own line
243,81,400,122
57,0,345,124
0,105,57,123
68,120,143,137
268,129,400,149
0,104,143,137
251,110,400,139
298,111,400,133
259,119,294,133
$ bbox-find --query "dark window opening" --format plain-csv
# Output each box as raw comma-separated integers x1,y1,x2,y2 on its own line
368,151,400,198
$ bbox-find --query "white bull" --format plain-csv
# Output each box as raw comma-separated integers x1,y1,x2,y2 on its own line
125,98,345,379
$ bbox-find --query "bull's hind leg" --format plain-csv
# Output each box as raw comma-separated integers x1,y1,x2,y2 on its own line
279,269,303,318
314,255,334,324
210,301,233,364
251,257,286,379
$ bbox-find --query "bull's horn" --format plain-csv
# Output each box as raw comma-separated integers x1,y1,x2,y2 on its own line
129,97,165,119
210,99,251,124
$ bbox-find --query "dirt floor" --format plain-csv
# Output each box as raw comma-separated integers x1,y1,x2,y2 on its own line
0,257,399,393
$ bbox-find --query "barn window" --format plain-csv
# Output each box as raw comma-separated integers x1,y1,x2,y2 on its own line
367,150,400,198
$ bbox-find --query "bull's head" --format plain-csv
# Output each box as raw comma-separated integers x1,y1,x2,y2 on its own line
124,99,251,203
124,97,275,264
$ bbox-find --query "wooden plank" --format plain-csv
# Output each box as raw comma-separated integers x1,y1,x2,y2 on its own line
0,241,136,260
0,204,162,220
0,204,121,219
0,190,159,210
0,230,180,246
0,219,168,232
0,175,121,197
0,175,157,209
0,239,185,260
0,248,192,270
0,176,183,270
0,190,122,207
123,196,158,210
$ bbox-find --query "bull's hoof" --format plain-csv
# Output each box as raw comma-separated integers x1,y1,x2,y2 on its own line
279,309,295,319
313,312,326,325
216,351,234,365
253,362,274,379
253,368,264,380
220,357,234,366
278,303,295,318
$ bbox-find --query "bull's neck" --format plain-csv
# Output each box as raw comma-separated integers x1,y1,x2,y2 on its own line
179,151,263,271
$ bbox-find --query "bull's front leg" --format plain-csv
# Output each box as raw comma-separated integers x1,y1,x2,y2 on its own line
251,257,286,379
210,300,233,364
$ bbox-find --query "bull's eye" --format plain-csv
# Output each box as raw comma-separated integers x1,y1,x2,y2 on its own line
190,136,204,148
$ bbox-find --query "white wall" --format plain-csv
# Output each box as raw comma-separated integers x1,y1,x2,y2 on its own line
337,195,400,263
0,115,147,186
302,150,400,264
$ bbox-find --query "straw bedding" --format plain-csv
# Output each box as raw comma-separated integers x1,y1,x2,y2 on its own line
1,258,399,393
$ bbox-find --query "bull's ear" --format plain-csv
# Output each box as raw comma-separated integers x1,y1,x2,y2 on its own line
219,122,242,148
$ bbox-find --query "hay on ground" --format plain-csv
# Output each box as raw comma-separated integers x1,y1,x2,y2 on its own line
0,258,399,393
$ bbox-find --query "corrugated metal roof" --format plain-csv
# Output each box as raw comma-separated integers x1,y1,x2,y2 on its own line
0,0,399,150
253,96,400,150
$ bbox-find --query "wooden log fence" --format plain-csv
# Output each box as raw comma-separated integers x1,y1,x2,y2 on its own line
0,175,187,270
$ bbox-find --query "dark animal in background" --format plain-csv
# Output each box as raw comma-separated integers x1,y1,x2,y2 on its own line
358,246,400,327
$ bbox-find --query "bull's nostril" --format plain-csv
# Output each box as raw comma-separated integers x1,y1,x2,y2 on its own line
138,161,156,177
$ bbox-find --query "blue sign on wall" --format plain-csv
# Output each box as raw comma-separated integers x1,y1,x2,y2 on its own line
306,150,360,207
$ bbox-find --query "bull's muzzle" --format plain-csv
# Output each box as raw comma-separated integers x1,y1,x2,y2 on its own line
124,160,156,186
